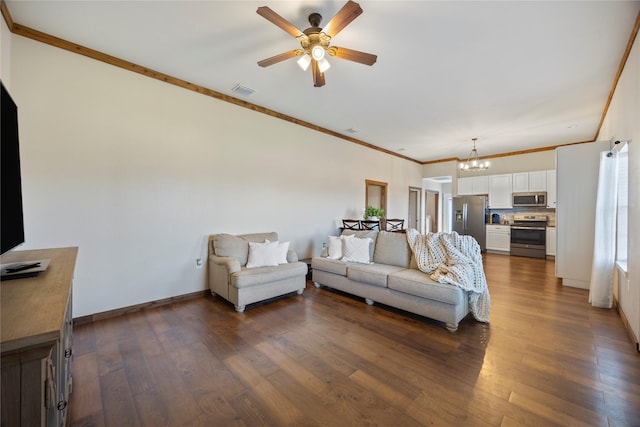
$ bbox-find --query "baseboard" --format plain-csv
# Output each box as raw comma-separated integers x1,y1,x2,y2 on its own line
73,290,210,325
615,297,640,352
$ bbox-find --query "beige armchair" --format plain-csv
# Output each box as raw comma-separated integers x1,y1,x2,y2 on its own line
208,232,307,312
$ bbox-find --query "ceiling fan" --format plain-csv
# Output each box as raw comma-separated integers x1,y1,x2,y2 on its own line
257,1,377,87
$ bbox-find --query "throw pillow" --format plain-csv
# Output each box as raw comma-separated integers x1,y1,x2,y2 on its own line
265,239,290,264
246,240,280,268
328,234,354,260
341,237,372,264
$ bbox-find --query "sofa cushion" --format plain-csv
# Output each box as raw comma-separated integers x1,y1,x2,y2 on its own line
213,232,278,266
311,257,348,276
347,263,406,288
231,261,307,289
341,230,378,260
327,234,354,260
387,269,464,305
341,237,372,264
373,231,411,268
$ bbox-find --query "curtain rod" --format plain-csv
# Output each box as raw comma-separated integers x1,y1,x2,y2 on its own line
607,139,631,157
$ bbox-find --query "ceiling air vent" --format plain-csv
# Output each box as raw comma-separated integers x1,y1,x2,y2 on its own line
232,84,255,97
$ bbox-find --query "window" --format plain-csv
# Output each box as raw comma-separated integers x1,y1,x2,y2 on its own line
616,145,628,268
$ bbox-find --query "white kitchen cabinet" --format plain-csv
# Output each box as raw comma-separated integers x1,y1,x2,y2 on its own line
546,227,556,256
472,175,489,194
457,177,473,195
488,174,512,208
512,171,547,192
529,171,547,191
512,172,529,193
458,176,488,195
546,169,557,208
486,225,511,252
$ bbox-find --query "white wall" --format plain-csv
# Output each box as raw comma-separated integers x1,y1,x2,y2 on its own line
7,35,423,317
0,12,11,84
597,32,640,346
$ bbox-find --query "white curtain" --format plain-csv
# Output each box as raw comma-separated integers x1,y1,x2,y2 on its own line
589,151,619,308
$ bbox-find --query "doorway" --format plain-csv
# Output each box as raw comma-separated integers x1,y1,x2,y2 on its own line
425,190,439,233
365,180,387,215
408,187,421,232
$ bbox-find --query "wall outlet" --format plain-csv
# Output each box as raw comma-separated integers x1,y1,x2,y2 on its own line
196,258,203,269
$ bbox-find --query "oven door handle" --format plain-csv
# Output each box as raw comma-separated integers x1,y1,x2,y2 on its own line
511,226,546,230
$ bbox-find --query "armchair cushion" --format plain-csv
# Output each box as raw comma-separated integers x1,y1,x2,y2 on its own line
246,240,280,268
246,239,291,268
212,232,278,266
232,262,308,289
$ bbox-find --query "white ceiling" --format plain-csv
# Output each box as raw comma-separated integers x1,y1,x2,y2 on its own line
5,1,639,163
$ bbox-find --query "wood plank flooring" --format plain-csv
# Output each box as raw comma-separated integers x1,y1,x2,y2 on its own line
68,254,640,426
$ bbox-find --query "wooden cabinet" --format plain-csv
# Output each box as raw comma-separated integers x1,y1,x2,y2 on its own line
488,174,513,208
546,169,557,208
458,176,488,195
512,170,547,193
546,227,556,256
1,247,77,427
486,225,511,252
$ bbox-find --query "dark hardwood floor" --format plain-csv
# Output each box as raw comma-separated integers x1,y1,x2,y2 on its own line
68,254,640,426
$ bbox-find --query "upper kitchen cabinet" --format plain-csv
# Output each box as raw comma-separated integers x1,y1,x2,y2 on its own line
489,174,513,208
512,171,547,193
458,176,489,195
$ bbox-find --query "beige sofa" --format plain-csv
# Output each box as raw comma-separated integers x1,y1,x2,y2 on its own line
208,232,307,312
312,230,470,332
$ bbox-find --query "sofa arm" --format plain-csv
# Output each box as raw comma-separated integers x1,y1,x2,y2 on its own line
209,254,241,273
286,249,299,263
208,255,241,298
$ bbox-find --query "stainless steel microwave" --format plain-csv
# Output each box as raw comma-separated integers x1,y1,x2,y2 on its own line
512,192,547,207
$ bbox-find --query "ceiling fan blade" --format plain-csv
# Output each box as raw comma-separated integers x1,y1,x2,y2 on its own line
322,1,363,38
312,60,326,87
257,50,303,67
257,6,304,38
329,46,377,66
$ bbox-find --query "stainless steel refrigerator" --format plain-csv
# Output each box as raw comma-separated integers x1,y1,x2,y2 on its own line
452,195,487,251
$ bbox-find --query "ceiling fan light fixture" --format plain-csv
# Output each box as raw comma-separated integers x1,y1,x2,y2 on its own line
317,57,331,73
311,45,325,61
297,54,311,71
460,138,490,171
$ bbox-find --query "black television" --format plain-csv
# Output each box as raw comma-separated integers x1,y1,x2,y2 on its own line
1,81,26,255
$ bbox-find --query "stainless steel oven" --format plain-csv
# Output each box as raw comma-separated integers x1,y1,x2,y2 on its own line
510,215,547,258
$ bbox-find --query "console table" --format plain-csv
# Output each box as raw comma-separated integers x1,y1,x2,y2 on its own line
1,247,78,427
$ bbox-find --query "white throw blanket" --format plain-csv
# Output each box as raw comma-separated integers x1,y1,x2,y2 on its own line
406,229,490,323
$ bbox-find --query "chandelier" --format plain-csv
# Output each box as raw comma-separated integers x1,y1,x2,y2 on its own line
460,138,490,171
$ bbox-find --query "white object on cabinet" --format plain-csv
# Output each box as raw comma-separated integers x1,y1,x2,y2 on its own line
489,174,513,208
546,227,556,256
486,225,510,252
